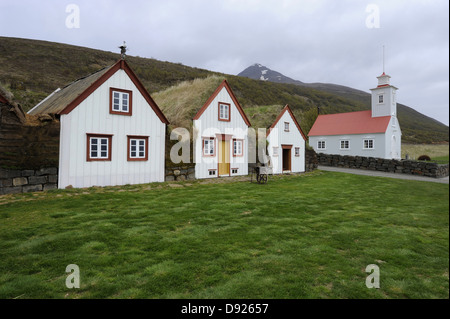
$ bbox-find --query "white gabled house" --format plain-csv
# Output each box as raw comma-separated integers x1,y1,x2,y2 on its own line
267,105,307,174
308,72,401,159
193,80,251,179
29,59,169,189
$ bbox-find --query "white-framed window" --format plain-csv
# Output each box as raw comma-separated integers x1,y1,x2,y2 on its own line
295,147,300,157
378,94,384,104
284,122,290,132
208,170,217,176
127,136,149,161
203,138,215,156
87,134,112,161
110,88,132,115
218,103,230,121
273,147,279,156
340,140,350,149
317,140,326,149
231,168,238,174
233,139,243,157
363,139,374,149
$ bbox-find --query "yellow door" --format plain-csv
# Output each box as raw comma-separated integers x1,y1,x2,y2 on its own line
218,140,230,176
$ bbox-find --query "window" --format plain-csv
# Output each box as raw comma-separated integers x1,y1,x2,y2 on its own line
218,103,230,121
127,136,149,161
317,140,326,149
378,94,384,104
203,138,215,156
208,170,217,176
295,147,300,157
340,140,350,149
364,139,374,149
284,122,290,132
273,147,279,156
231,168,238,174
233,139,243,157
110,88,132,115
87,134,112,161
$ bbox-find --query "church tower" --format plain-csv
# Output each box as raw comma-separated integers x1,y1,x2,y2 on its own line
370,72,398,118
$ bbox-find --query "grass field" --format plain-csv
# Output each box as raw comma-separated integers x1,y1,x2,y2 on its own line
402,143,449,163
0,171,448,299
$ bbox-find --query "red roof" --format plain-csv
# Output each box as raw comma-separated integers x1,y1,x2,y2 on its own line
308,110,390,136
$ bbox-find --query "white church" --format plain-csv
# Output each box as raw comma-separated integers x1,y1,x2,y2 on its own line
308,72,401,159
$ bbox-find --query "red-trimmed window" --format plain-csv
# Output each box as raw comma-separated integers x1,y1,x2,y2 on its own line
127,136,149,161
110,88,132,115
233,139,244,157
202,137,215,157
218,102,230,121
87,134,112,161
284,122,290,132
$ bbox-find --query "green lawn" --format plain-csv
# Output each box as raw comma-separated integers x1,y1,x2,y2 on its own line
0,171,448,299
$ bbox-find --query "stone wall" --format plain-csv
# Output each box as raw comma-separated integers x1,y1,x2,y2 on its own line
0,167,58,195
305,148,318,172
317,153,449,178
165,164,196,181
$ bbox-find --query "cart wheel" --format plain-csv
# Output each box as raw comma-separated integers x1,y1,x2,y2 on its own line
256,174,261,184
260,174,268,184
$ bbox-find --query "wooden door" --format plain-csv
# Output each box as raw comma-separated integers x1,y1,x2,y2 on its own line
282,145,292,172
218,140,230,176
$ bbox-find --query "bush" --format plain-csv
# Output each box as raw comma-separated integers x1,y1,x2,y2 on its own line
418,155,431,161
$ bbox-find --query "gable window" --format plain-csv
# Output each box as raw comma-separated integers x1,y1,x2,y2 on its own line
284,122,290,132
233,139,243,157
110,88,132,115
317,140,326,150
127,136,149,161
378,94,384,104
203,138,215,156
218,103,230,121
340,140,350,149
295,147,300,157
87,134,112,161
363,139,374,149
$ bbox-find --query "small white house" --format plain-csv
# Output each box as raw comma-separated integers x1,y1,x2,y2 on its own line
267,105,307,174
29,59,169,188
308,72,401,159
193,80,251,179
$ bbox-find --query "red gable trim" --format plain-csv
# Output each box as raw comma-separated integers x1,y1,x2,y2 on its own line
59,60,169,124
193,79,251,127
267,105,307,141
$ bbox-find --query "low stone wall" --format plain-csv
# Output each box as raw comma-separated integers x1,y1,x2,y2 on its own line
165,164,196,181
317,153,449,178
0,167,58,195
305,148,318,172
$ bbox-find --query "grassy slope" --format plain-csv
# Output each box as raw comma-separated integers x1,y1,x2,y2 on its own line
0,172,448,299
0,36,448,143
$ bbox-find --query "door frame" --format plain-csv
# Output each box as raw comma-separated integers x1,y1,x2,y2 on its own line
216,134,233,177
281,144,292,172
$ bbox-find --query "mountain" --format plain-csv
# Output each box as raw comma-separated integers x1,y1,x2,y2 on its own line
0,37,448,143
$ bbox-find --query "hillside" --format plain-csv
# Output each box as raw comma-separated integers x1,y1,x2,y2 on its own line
0,36,448,143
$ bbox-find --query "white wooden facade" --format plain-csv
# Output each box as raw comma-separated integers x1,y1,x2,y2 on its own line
30,60,169,189
267,105,307,174
193,80,251,179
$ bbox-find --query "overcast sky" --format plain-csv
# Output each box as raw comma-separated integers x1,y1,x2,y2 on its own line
1,0,449,125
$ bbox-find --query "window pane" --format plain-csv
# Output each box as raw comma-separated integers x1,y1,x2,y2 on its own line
101,152,107,157
131,152,136,157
